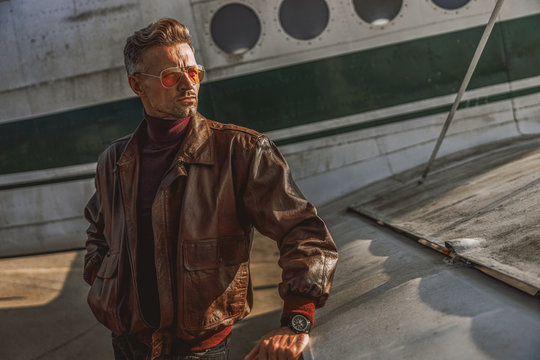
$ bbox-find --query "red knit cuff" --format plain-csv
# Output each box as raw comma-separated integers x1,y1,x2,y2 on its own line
281,295,316,327
190,326,232,351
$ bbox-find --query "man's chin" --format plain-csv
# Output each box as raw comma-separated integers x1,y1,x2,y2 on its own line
150,104,197,120
176,104,197,118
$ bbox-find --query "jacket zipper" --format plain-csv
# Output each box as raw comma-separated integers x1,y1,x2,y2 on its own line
163,190,179,330
174,160,185,330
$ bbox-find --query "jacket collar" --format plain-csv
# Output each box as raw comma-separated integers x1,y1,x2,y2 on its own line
176,112,215,165
117,112,215,167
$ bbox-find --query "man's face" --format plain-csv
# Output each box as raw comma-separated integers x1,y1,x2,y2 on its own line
129,43,199,120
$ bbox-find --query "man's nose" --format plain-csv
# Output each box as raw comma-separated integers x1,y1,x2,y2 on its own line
176,70,195,91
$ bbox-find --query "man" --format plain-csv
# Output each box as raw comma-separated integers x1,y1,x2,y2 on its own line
84,18,338,360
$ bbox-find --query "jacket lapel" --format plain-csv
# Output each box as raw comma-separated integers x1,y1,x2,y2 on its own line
176,112,215,166
159,113,215,189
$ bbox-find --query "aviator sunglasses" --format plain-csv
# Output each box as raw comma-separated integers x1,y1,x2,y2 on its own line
133,65,205,88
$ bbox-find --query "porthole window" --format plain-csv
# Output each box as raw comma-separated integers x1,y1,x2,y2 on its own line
210,3,261,54
432,0,470,10
352,0,402,26
279,0,329,40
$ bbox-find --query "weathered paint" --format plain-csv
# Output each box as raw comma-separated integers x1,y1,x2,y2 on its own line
1,14,540,176
1,1,540,256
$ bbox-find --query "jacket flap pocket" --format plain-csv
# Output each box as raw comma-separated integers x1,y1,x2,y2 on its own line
96,253,119,278
220,235,249,265
184,239,219,271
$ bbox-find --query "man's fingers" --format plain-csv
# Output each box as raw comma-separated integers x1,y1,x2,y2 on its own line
284,333,308,360
277,335,292,360
259,338,270,360
296,334,310,359
245,329,310,360
244,341,260,360
267,335,283,360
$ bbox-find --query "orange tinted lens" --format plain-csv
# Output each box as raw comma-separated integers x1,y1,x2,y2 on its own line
186,66,200,84
161,70,181,87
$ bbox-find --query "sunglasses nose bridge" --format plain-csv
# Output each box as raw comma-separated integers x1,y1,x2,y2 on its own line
173,68,196,88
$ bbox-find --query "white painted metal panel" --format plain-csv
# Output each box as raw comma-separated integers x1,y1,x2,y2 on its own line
0,179,93,256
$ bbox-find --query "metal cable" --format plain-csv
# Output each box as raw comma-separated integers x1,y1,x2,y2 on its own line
419,0,506,184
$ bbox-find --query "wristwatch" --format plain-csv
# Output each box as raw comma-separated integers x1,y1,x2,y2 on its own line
286,314,312,334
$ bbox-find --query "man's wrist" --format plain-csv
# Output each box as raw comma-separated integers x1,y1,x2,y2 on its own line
281,295,316,327
285,314,312,334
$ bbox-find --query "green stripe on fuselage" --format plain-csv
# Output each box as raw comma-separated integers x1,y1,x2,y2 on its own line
1,14,539,175
274,84,540,146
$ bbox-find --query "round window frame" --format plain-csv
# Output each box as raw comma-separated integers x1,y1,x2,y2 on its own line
207,1,265,57
349,0,407,30
428,0,475,14
276,0,331,42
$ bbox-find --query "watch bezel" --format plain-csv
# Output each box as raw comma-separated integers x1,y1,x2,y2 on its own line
287,314,312,334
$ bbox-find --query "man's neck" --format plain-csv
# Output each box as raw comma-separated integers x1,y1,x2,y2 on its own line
144,112,190,145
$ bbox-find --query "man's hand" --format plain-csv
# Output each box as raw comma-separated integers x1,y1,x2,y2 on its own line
244,327,309,360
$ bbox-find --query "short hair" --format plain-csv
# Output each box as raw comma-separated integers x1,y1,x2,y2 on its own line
123,18,194,75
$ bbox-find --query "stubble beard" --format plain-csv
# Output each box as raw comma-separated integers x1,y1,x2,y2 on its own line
167,98,198,118
175,102,197,118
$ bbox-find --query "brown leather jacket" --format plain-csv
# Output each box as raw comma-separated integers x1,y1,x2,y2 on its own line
83,113,338,340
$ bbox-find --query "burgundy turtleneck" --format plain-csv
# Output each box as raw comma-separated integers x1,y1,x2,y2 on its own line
137,113,190,328
138,113,190,216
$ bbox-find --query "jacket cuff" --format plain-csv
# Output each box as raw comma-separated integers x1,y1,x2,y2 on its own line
280,295,316,327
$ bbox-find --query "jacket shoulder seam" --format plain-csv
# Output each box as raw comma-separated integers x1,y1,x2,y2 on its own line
207,119,262,139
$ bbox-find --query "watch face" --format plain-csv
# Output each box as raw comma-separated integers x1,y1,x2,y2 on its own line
291,314,310,332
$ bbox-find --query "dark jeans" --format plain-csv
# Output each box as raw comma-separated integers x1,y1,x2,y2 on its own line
112,333,230,360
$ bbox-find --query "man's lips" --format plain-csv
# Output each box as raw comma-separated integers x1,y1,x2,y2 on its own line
177,95,196,102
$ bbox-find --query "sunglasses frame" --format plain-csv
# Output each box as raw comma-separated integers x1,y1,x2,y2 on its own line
133,65,205,88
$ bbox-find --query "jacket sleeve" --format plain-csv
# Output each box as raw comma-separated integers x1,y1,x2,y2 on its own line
242,135,338,308
83,164,109,285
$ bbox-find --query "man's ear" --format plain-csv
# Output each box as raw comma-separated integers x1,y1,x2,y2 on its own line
128,75,145,97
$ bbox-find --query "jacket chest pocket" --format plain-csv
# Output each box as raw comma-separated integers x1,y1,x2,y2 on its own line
183,235,249,270
181,235,251,330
